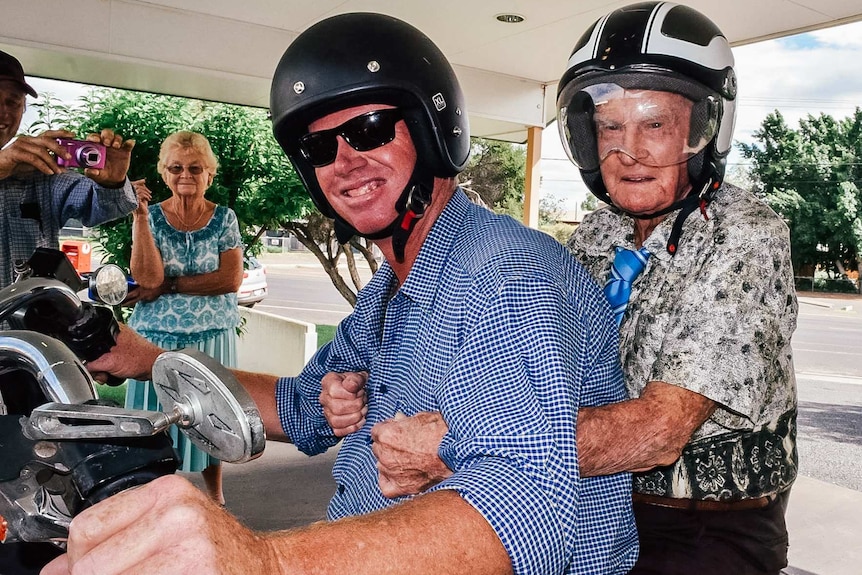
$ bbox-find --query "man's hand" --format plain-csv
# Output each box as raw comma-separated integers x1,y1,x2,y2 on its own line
371,412,452,498
0,129,76,179
86,324,163,383
82,128,135,187
40,475,278,575
319,371,368,436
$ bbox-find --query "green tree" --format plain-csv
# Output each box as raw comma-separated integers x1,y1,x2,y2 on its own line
461,137,571,242
580,194,599,213
281,214,379,306
739,108,862,289
22,91,75,136
461,138,526,217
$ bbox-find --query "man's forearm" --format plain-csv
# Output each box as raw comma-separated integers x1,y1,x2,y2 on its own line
577,380,716,477
231,369,288,442
44,476,513,575
268,490,512,575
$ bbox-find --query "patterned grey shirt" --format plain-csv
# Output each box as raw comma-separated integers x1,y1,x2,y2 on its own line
568,183,798,500
0,171,136,288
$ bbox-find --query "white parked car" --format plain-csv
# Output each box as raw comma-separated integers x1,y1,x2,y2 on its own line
237,255,267,307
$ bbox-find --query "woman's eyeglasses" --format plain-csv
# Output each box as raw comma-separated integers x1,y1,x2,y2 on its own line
166,164,205,175
298,108,403,168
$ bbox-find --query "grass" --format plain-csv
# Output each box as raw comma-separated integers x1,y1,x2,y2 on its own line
317,324,337,348
93,325,338,404
96,382,127,406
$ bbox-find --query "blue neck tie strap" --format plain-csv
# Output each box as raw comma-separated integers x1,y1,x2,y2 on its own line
604,246,650,325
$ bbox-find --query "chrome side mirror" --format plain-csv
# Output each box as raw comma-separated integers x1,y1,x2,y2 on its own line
26,349,266,464
87,264,131,306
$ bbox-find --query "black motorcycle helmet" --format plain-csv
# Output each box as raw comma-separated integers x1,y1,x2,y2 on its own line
270,13,470,256
556,2,737,251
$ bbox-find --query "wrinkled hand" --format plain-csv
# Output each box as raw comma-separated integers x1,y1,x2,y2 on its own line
320,371,368,437
86,324,163,383
83,128,135,187
0,129,76,179
131,178,152,216
371,411,453,498
40,475,278,575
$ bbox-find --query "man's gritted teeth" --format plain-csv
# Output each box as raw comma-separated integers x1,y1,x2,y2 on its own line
342,178,385,198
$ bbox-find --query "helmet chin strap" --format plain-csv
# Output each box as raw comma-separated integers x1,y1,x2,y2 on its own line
627,176,718,255
332,170,434,263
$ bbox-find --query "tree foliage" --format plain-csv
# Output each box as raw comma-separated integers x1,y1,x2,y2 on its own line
739,108,862,286
461,138,526,215
462,136,567,237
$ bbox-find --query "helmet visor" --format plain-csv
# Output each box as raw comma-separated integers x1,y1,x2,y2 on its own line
558,82,719,171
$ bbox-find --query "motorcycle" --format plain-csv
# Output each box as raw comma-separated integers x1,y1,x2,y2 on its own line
0,248,265,545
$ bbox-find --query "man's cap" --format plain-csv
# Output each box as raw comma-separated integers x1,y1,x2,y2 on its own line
0,50,37,97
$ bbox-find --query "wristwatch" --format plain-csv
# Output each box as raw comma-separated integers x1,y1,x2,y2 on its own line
166,276,179,294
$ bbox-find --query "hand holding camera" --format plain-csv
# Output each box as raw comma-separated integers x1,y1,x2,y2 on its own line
0,128,75,179
63,128,136,188
0,128,134,186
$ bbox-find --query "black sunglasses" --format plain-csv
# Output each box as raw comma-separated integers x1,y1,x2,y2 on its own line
298,108,403,168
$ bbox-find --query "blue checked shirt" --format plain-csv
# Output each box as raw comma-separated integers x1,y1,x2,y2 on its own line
0,171,136,287
275,190,638,574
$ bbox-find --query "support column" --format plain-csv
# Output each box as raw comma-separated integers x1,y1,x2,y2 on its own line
522,125,543,229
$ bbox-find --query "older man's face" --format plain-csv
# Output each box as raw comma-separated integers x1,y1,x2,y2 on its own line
307,103,417,236
0,80,26,149
596,90,694,216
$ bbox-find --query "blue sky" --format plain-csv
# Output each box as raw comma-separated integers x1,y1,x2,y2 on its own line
22,19,862,216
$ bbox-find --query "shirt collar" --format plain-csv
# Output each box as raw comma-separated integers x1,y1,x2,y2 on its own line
379,188,471,310
580,206,681,263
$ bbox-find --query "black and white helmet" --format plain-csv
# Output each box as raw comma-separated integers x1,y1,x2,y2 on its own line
556,2,737,207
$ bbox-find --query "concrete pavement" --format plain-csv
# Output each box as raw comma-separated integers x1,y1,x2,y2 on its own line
783,475,862,574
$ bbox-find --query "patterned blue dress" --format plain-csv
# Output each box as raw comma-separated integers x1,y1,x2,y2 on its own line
125,203,241,472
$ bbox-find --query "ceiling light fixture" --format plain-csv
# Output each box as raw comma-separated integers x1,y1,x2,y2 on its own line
495,13,525,24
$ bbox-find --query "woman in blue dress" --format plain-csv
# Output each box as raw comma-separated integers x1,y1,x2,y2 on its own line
124,131,242,505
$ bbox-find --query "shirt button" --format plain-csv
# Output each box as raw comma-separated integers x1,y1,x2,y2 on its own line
337,483,346,495
379,384,388,394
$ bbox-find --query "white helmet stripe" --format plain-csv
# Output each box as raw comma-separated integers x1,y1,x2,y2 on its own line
641,2,666,53
568,13,611,69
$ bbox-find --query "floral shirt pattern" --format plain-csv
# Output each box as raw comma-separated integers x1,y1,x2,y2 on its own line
128,203,241,347
568,183,798,500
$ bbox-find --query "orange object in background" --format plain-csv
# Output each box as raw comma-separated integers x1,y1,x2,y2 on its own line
61,240,92,273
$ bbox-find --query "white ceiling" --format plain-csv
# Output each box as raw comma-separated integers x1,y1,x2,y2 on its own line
2,0,862,142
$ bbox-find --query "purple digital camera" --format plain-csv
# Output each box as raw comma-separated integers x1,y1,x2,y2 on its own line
56,138,107,169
